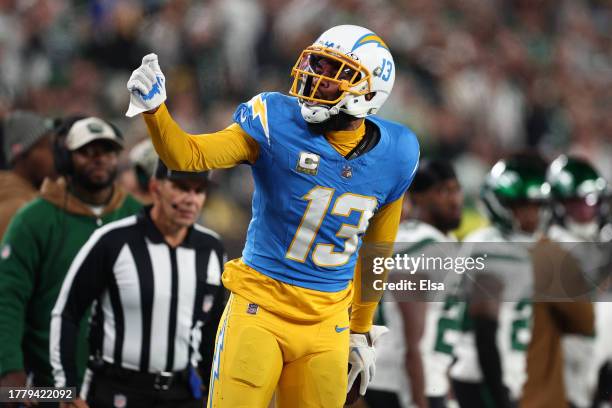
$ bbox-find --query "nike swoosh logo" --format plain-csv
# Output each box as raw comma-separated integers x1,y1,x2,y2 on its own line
240,110,247,123
335,325,349,333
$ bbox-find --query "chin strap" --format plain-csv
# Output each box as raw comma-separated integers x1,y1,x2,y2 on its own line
300,102,341,123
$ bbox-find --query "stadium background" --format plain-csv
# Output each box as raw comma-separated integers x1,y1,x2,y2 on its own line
1,0,610,257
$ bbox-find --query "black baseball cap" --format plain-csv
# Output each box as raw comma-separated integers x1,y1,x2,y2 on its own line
154,160,210,184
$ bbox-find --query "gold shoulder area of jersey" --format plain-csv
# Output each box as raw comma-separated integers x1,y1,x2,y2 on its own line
372,278,445,291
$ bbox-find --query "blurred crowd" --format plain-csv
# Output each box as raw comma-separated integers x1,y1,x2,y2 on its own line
1,0,611,255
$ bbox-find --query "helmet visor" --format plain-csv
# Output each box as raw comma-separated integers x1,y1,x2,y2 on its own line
289,46,371,105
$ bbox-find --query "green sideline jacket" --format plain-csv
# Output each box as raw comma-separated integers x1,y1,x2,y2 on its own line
0,177,142,386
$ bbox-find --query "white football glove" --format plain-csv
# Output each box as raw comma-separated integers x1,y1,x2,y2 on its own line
126,53,167,117
347,325,389,396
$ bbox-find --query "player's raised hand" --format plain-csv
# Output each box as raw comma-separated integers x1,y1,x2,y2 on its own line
346,325,389,399
126,53,167,117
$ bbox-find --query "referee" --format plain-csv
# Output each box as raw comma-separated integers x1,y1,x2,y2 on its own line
50,160,227,408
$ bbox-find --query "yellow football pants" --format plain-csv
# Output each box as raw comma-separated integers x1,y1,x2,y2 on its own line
207,292,350,408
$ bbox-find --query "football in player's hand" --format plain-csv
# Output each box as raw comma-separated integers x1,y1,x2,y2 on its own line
345,372,360,406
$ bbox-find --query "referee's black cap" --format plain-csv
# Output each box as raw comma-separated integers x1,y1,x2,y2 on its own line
154,159,211,184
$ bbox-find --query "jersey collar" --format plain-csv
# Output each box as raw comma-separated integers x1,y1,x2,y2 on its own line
139,206,196,248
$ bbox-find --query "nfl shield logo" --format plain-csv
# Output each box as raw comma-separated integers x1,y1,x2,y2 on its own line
341,165,353,179
247,303,259,315
202,294,214,313
113,394,127,408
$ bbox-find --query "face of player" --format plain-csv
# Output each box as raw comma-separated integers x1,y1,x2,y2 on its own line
156,179,207,229
510,202,544,234
422,179,463,233
70,140,119,191
308,55,357,102
563,197,599,224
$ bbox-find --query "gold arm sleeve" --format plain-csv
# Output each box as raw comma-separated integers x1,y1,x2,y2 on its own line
142,103,259,171
350,196,404,333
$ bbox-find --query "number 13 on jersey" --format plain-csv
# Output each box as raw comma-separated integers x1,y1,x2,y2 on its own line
285,185,378,268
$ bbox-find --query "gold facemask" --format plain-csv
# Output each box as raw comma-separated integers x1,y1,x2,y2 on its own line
289,46,372,105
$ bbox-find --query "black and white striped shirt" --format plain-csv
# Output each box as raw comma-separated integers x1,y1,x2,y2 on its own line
50,207,226,388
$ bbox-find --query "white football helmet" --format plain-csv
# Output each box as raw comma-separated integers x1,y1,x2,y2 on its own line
289,25,396,123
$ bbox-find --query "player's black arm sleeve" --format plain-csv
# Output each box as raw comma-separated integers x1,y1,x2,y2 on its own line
470,273,512,408
473,315,512,408
50,234,111,389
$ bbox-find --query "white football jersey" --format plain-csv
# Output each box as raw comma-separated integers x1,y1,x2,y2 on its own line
594,293,612,370
371,220,462,403
449,226,534,400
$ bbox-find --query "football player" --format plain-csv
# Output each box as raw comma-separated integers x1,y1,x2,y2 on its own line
450,152,550,408
594,209,612,407
126,25,420,408
546,155,608,245
546,155,609,408
368,159,464,408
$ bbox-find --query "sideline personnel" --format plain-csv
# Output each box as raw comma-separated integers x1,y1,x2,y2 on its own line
51,160,226,408
50,162,224,407
0,116,141,395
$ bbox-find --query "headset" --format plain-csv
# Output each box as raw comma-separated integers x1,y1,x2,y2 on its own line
53,115,124,175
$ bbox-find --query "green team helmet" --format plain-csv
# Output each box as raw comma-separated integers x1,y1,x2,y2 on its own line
547,155,607,202
546,155,608,235
481,154,550,231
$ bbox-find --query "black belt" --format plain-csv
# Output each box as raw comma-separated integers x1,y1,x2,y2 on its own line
95,362,190,391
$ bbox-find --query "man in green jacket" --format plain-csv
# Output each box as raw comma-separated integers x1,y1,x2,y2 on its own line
0,110,56,238
0,116,142,393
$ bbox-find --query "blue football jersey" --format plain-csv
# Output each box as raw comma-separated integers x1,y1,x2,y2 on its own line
233,92,419,292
